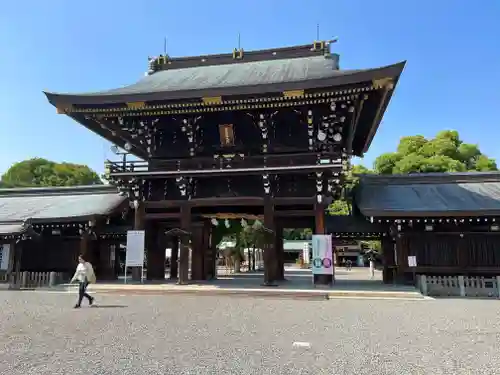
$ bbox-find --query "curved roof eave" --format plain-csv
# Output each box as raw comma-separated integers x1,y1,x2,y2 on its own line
44,61,406,106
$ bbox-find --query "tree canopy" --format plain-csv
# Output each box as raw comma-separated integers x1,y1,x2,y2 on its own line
326,130,497,220
0,158,102,188
373,130,497,174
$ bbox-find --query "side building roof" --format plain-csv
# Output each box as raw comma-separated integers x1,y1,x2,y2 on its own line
0,185,126,235
355,172,500,218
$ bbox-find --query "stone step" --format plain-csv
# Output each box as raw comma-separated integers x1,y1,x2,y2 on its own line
38,283,425,300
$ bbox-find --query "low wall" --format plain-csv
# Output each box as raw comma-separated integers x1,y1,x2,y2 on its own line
419,275,500,298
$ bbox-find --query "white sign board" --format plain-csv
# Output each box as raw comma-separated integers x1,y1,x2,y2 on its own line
126,230,145,267
302,242,310,264
0,244,10,271
311,235,333,275
408,255,417,268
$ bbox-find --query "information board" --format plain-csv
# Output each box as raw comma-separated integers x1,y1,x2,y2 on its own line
0,244,10,271
408,255,417,268
126,230,145,267
311,235,333,275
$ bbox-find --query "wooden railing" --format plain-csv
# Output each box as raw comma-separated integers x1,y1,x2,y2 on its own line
105,153,344,176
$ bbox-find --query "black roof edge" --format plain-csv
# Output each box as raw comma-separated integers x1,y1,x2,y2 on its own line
359,208,500,218
43,61,407,106
361,60,407,154
358,172,500,186
0,184,120,197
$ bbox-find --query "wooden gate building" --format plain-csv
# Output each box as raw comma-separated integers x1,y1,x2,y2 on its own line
44,41,405,284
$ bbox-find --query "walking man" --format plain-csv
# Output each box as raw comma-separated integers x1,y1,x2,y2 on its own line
346,259,353,271
70,255,96,308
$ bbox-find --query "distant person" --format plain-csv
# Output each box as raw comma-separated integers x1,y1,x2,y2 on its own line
70,255,96,309
345,259,353,271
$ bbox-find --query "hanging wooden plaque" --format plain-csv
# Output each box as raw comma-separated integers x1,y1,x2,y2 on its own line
219,124,235,147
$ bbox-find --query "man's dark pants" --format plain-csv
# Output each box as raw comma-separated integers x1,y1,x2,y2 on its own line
77,280,92,306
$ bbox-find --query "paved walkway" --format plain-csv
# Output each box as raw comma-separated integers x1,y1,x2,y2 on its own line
51,267,424,300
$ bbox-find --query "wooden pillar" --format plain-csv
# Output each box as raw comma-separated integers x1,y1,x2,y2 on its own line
178,204,191,285
146,222,165,281
315,204,325,235
263,199,277,285
97,239,114,281
457,233,467,269
170,236,179,280
203,221,216,280
394,234,406,284
274,223,285,281
131,202,145,281
80,232,90,259
381,236,395,284
190,224,204,281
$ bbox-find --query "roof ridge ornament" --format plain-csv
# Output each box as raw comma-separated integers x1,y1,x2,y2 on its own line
232,48,244,60
147,54,171,76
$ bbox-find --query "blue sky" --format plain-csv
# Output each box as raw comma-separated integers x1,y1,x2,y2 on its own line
0,0,498,175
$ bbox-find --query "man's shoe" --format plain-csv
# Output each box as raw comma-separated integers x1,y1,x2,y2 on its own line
89,297,94,306
73,304,81,309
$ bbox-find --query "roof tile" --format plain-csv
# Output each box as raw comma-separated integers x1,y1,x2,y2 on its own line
356,173,500,217
0,185,126,224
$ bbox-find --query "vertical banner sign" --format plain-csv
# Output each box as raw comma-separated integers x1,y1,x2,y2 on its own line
311,235,333,275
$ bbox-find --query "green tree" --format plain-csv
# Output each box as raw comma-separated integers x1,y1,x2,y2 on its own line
0,158,102,187
283,228,312,240
327,164,372,216
373,130,497,174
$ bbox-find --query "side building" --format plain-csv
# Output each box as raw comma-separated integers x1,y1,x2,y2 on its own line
352,172,500,284
0,185,131,286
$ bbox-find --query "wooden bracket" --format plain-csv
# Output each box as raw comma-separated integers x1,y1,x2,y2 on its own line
202,96,223,105
283,89,305,98
56,104,73,114
372,77,394,90
126,101,146,110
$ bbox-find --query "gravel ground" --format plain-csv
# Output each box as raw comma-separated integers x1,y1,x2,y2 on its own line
0,291,499,375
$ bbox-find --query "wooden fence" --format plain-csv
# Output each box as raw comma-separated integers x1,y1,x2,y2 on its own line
419,275,500,298
0,271,68,289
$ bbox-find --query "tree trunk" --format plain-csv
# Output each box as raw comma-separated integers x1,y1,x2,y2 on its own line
234,258,241,273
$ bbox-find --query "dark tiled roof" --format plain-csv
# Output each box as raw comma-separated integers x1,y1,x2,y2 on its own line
0,185,126,228
44,56,405,104
325,215,384,233
355,172,500,217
